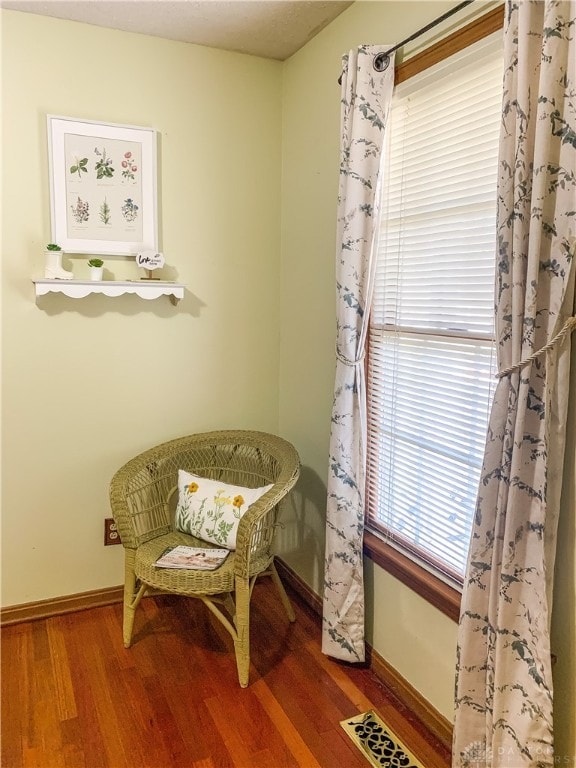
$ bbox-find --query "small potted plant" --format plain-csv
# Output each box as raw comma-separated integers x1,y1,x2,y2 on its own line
88,258,104,281
44,243,73,280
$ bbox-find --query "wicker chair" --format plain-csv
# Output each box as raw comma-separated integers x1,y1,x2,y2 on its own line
109,430,300,687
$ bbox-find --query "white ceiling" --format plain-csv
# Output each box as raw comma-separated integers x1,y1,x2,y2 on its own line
0,0,354,60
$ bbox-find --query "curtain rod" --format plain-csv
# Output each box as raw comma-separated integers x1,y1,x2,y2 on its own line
337,0,475,85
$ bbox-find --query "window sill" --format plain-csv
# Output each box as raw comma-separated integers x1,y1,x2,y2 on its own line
363,530,461,622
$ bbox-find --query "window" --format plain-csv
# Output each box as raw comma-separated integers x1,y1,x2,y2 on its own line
366,32,503,593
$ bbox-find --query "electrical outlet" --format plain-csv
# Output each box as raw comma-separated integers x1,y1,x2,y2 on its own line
104,517,121,546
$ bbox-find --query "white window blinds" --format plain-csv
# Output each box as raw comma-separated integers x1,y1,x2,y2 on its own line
366,34,503,584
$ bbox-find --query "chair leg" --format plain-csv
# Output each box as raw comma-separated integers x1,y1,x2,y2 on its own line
123,550,145,648
233,576,251,687
270,560,296,622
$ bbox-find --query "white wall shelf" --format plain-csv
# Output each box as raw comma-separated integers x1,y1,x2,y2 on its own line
33,279,185,305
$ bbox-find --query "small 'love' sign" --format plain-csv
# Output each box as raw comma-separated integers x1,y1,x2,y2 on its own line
136,250,165,270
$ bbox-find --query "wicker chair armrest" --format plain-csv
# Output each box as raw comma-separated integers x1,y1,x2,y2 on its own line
109,467,171,549
234,467,299,577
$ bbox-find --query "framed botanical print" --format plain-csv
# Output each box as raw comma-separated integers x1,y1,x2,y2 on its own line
47,115,158,255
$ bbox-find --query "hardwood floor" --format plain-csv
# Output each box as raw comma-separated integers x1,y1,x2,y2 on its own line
1,579,451,768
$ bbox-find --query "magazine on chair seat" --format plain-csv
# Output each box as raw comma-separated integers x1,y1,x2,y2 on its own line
154,545,229,570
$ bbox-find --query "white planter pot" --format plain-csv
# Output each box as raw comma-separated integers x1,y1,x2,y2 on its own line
89,266,104,281
45,249,73,280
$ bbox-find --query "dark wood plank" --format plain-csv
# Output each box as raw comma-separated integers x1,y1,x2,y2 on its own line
1,579,450,768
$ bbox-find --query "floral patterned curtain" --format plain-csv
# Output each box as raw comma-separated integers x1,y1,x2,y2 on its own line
454,2,576,766
322,46,394,662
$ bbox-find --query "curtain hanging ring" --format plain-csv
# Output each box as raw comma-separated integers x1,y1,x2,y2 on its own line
373,52,390,73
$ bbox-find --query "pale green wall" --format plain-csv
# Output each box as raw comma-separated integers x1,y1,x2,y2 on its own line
1,10,282,606
551,344,576,763
277,0,489,721
277,0,576,740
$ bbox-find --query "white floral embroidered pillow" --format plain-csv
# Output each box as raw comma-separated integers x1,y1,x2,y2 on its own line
174,470,273,550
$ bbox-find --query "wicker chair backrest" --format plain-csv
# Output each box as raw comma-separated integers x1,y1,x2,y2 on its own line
110,431,300,550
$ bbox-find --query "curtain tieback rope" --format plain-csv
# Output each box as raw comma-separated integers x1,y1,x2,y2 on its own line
336,348,366,366
496,316,576,378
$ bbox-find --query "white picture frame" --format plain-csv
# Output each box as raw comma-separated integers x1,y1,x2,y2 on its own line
47,115,158,255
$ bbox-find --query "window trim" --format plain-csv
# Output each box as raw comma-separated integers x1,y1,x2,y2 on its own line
395,5,504,85
364,530,462,622
363,5,504,623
